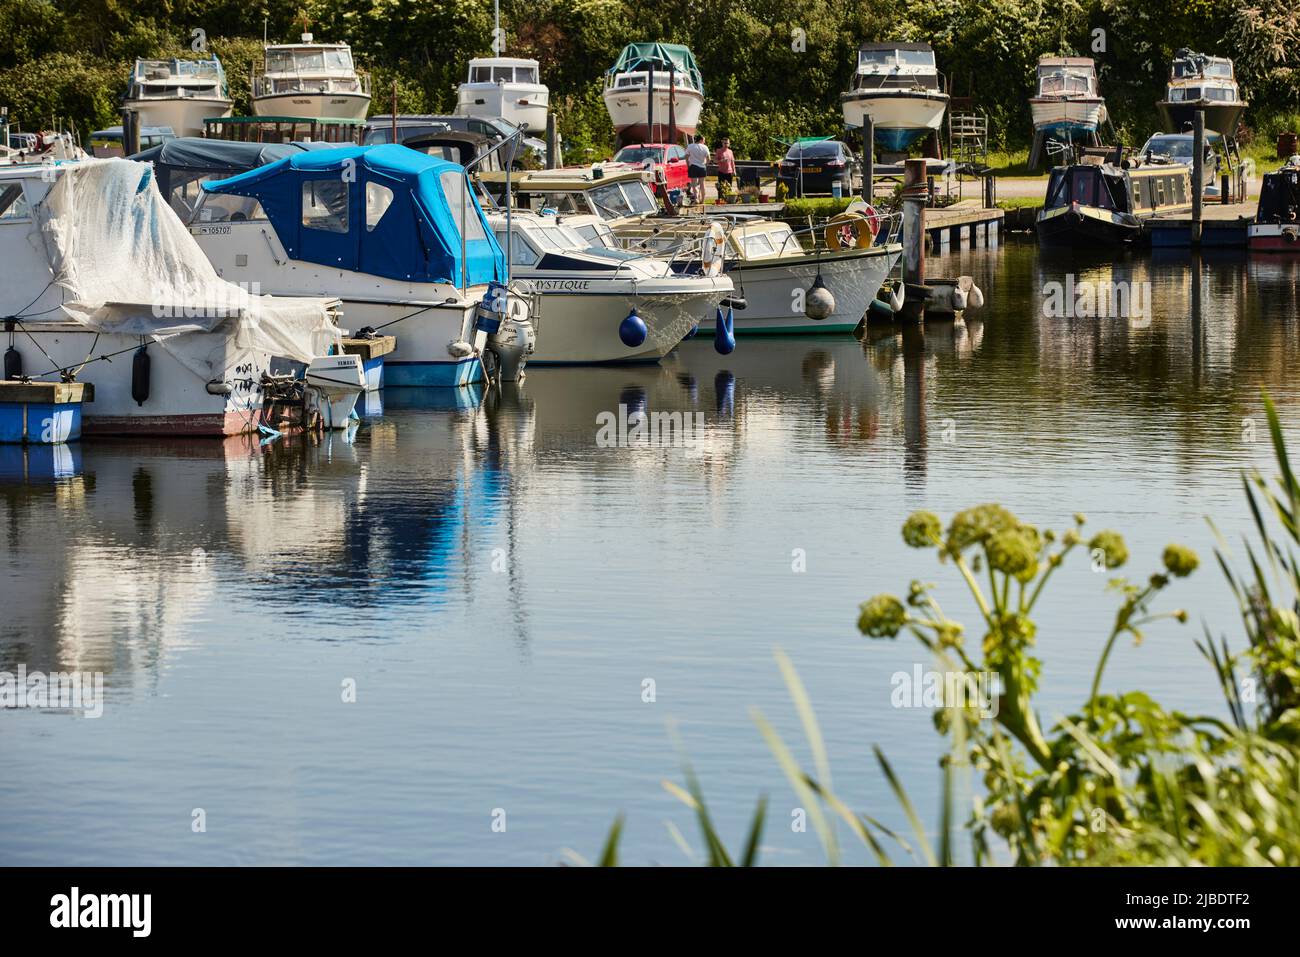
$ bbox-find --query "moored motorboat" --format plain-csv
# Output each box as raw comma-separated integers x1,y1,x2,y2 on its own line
1156,49,1247,138
485,210,732,363
123,56,233,137
0,158,359,435
194,143,537,386
840,43,948,153
1248,156,1300,252
603,43,703,144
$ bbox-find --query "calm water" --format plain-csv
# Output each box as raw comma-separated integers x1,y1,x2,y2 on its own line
3,241,1299,865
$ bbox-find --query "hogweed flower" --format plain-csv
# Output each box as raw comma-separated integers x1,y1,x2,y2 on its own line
858,594,907,638
1162,544,1199,578
902,511,942,549
1088,530,1129,569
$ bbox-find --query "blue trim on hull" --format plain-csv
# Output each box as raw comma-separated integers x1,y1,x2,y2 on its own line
874,127,929,151
1036,121,1099,137
384,357,483,388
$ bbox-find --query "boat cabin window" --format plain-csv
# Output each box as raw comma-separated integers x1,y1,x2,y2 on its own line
1044,167,1124,211
733,232,775,258
365,182,394,231
470,66,490,83
195,190,266,223
0,182,31,221
1039,73,1091,96
496,231,539,266
589,183,633,218
492,66,513,82
302,179,349,233
440,170,488,242
570,220,618,248
516,66,538,84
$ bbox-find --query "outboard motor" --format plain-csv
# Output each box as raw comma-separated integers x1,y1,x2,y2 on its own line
484,280,537,383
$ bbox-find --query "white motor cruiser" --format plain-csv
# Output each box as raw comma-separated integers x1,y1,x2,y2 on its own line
485,210,732,363
193,143,536,385
456,57,549,132
252,34,371,121
123,56,234,137
603,43,704,143
0,158,360,435
840,43,948,153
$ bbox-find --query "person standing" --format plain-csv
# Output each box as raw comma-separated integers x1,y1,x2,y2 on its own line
686,134,709,204
714,137,736,197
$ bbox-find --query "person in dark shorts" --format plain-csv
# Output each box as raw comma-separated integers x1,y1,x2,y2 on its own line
686,134,709,204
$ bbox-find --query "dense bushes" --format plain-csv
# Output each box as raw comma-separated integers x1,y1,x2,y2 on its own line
1,0,1297,156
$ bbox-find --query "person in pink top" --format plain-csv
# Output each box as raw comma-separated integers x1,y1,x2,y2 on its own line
714,137,736,194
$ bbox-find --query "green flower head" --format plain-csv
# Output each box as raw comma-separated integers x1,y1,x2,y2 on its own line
858,594,907,638
901,511,942,549
1162,544,1199,578
1088,530,1128,569
987,527,1041,583
946,504,1020,554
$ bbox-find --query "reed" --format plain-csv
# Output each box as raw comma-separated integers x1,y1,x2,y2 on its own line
588,393,1300,866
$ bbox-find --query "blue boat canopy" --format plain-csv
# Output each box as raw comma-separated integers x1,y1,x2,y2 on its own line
204,144,505,287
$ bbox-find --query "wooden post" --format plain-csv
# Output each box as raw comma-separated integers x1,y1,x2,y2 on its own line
546,112,557,169
391,81,398,143
1191,110,1204,245
903,158,928,287
863,116,874,200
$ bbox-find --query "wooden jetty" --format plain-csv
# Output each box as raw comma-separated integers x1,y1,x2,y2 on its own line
1145,202,1256,248
924,201,1004,254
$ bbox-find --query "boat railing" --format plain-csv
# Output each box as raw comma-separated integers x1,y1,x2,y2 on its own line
252,61,371,98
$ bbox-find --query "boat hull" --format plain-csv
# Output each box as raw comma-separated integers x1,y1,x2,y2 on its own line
456,82,550,132
1157,101,1246,137
11,325,271,436
252,91,371,122
841,90,948,151
1036,204,1141,247
123,96,233,138
1030,97,1107,138
694,244,902,334
526,280,728,364
603,86,703,141
1248,223,1300,252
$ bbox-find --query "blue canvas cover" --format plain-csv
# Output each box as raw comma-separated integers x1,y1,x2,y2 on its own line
203,144,505,287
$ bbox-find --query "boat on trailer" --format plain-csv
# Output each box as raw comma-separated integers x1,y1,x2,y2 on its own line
456,57,549,132
123,56,233,138
1030,57,1107,142
1036,160,1193,247
0,159,361,435
604,43,704,144
1157,49,1247,138
840,43,948,152
1248,156,1300,252
195,143,537,386
252,33,371,122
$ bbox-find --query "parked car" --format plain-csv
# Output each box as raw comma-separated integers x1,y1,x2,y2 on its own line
776,140,861,197
403,130,505,173
1137,133,1222,196
610,143,689,192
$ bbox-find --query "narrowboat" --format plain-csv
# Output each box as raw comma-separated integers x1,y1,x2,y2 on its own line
1036,160,1193,247
1248,156,1300,252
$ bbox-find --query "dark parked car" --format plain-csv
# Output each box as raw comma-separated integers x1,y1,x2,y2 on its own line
776,140,861,197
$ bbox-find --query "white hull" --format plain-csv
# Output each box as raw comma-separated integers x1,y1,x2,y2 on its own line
123,96,233,137
456,82,550,131
191,221,488,383
10,323,274,435
603,86,703,138
1030,98,1107,133
527,279,729,364
697,246,902,333
252,91,371,121
841,90,947,133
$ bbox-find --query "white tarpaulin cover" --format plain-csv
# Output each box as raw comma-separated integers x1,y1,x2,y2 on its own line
39,158,339,367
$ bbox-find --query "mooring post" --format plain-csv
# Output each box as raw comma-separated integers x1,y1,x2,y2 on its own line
903,157,928,288
863,117,874,200
1191,110,1204,245
546,113,557,169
